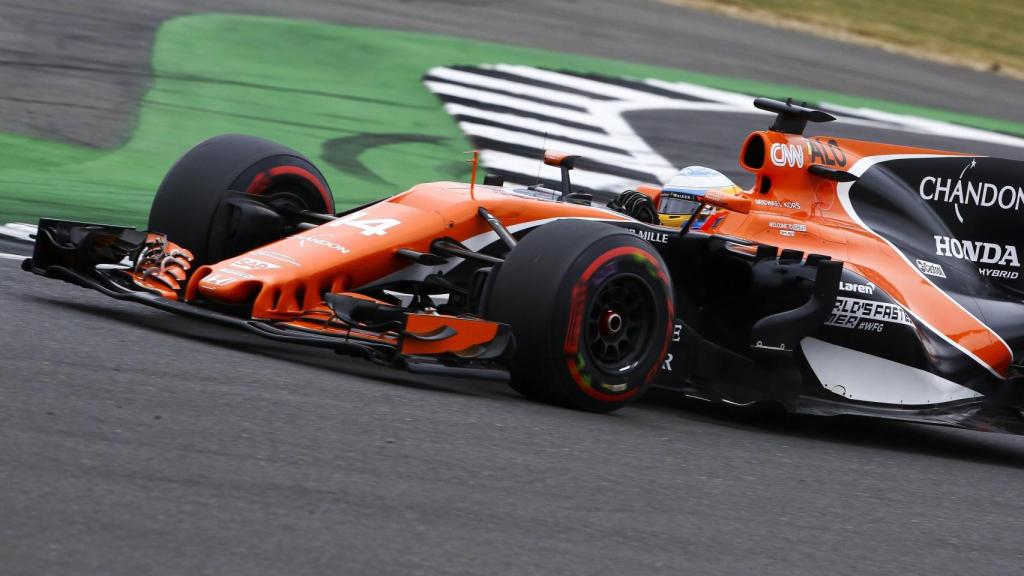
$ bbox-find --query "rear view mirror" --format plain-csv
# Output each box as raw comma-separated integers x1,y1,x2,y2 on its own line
542,150,583,199
543,150,581,168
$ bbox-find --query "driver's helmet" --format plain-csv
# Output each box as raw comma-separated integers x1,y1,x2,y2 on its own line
658,166,742,228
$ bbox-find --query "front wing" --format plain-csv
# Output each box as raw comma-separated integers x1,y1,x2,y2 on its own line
23,219,514,381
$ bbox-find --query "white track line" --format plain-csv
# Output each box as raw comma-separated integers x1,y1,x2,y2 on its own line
0,252,26,260
459,122,663,173
442,103,640,148
489,64,675,103
643,78,755,108
427,67,598,108
480,150,640,190
820,101,1024,149
0,229,32,242
0,222,37,243
423,81,604,127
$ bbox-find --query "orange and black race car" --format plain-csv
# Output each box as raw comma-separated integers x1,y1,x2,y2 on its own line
23,98,1024,433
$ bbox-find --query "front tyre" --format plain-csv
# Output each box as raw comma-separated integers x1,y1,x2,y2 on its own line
486,220,674,412
148,134,334,266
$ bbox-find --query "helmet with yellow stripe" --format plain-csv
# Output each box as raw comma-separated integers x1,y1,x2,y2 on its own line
657,167,742,229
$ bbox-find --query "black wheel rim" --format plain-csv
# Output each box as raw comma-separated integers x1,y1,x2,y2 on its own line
264,189,320,229
584,274,657,374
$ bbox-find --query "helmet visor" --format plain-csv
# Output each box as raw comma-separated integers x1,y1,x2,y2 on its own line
658,195,701,216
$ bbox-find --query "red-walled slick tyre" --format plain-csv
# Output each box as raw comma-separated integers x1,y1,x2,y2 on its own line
486,219,674,413
148,134,334,266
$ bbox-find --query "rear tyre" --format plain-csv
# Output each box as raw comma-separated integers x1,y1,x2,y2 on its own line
486,220,674,412
148,134,334,265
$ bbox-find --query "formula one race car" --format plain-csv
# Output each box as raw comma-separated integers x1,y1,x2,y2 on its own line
22,98,1024,433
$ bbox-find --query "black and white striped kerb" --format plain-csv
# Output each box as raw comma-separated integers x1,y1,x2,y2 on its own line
424,64,1024,198
423,64,685,195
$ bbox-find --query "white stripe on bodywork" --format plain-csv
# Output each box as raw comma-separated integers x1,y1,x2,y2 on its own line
461,215,628,252
835,153,1012,379
354,214,628,291
802,337,982,405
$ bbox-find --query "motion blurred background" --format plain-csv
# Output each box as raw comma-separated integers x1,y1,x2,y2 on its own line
2,0,1023,224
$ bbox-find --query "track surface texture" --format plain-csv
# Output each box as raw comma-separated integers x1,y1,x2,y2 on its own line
3,1,1024,575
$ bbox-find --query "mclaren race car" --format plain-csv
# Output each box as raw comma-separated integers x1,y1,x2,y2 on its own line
23,98,1024,433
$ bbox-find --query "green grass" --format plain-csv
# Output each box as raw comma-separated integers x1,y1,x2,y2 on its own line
2,13,1024,227
687,0,1024,73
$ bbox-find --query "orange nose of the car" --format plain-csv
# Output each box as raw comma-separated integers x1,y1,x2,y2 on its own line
191,201,446,319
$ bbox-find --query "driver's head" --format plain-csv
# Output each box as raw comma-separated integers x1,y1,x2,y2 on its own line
657,166,741,228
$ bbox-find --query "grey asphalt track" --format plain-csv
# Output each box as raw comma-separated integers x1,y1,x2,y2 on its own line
3,2,1024,575
4,250,1024,576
